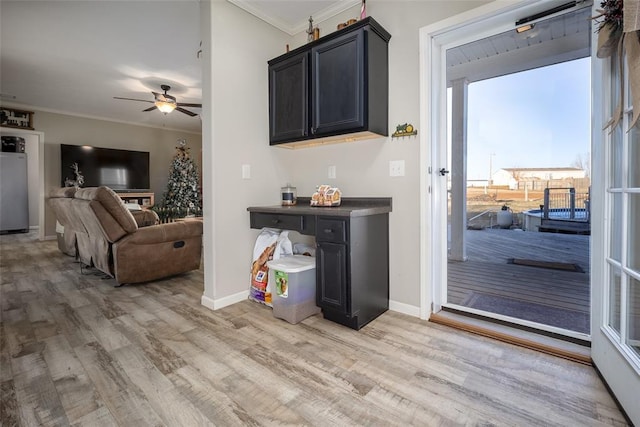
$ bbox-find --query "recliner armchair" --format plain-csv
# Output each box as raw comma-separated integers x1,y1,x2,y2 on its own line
51,186,202,285
48,186,84,257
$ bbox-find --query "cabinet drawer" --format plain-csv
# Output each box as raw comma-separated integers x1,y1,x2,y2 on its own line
316,218,347,243
250,213,304,232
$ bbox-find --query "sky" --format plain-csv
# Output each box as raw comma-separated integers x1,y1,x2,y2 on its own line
460,57,591,180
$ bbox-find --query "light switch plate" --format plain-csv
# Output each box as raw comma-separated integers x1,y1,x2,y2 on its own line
389,160,405,177
328,165,336,179
242,164,251,179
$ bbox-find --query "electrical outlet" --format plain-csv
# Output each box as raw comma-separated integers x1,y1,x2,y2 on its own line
328,165,336,179
389,160,405,177
242,164,251,179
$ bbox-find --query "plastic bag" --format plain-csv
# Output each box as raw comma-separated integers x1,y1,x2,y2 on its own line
249,229,292,307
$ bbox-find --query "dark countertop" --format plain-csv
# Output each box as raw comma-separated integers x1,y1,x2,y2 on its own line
247,197,392,218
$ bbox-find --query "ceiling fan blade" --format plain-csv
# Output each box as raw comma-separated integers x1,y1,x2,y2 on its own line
177,103,202,108
114,96,154,103
142,106,158,112
175,107,198,117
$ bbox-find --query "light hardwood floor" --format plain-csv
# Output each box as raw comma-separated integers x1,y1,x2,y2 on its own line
0,232,628,426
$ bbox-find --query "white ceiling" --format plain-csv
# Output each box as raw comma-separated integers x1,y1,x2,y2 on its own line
446,5,592,84
0,1,353,135
1,1,204,134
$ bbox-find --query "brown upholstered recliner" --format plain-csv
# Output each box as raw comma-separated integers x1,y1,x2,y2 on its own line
48,187,83,257
48,187,162,260
66,186,202,285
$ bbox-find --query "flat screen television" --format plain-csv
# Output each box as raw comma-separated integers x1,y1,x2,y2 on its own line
60,144,150,191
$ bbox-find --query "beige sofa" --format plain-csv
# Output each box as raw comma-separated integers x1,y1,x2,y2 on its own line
49,186,202,285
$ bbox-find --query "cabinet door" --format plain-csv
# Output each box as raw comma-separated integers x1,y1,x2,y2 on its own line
311,29,365,137
269,52,309,144
316,242,349,313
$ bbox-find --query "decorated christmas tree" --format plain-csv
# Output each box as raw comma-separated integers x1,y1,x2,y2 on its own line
158,139,202,218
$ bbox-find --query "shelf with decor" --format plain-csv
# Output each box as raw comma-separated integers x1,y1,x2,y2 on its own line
115,191,154,208
0,108,34,130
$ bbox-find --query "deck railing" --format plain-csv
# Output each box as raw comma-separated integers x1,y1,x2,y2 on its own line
542,187,590,222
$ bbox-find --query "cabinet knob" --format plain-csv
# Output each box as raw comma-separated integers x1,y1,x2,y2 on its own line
272,219,280,224
323,228,332,233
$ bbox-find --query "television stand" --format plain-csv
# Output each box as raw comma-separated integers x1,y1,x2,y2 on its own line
115,191,154,208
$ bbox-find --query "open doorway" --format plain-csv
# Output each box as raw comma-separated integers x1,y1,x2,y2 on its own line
443,5,592,339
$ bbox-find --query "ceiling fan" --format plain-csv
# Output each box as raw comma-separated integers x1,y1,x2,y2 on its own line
114,85,201,116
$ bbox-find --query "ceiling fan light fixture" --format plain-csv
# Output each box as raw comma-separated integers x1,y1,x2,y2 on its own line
155,100,176,114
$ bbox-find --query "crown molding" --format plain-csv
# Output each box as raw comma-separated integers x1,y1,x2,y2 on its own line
227,0,360,35
0,101,202,135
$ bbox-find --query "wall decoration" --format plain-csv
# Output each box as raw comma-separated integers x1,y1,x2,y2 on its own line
0,108,34,130
391,123,418,138
64,163,85,188
306,16,315,42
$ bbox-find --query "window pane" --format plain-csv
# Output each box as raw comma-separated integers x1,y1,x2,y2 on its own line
610,192,622,262
627,277,640,358
611,55,620,113
629,193,640,271
611,124,623,188
609,267,622,333
629,118,640,188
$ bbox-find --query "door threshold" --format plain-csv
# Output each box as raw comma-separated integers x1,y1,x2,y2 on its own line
430,309,592,365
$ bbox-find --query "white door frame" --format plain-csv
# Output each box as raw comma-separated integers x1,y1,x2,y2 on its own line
419,0,551,320
589,18,640,424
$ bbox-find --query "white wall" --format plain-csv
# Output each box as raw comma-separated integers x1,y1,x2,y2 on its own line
203,1,489,310
201,0,290,306
30,110,201,237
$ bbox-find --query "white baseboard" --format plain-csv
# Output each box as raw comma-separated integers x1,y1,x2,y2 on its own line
201,290,249,311
202,292,419,317
389,299,420,317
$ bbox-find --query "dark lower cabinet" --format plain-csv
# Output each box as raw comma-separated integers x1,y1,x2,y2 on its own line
316,215,389,330
316,242,348,313
247,201,390,330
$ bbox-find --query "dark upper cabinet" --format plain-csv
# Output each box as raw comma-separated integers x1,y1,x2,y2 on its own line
269,52,308,143
268,18,391,146
311,30,364,136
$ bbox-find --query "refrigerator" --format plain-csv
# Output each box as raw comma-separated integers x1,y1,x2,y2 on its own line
0,151,29,233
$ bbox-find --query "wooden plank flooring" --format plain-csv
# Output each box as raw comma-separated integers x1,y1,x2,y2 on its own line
448,229,590,328
1,232,628,426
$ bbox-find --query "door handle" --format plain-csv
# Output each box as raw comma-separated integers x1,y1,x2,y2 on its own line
439,168,450,176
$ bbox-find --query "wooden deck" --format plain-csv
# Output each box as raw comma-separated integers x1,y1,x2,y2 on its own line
447,229,590,332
